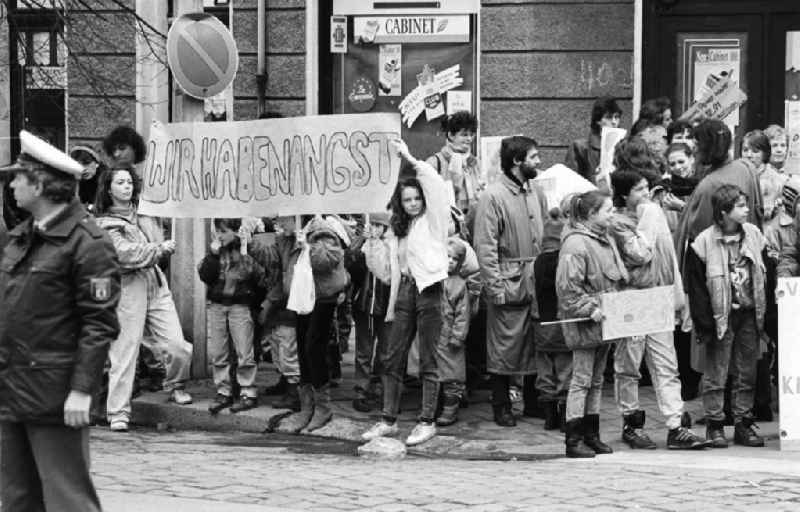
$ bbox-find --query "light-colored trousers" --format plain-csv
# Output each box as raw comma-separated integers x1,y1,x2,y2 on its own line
107,273,193,423
566,344,611,421
614,331,684,429
262,324,300,384
207,303,257,398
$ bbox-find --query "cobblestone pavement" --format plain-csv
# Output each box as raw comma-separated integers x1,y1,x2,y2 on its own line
92,428,800,512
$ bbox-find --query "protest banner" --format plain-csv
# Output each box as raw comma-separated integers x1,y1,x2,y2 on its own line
679,73,747,123
600,286,674,340
138,113,402,218
776,277,800,450
533,164,596,211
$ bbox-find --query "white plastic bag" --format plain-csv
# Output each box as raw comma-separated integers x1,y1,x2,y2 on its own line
287,245,315,314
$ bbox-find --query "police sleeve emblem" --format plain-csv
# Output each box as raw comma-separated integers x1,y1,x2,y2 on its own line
90,277,111,302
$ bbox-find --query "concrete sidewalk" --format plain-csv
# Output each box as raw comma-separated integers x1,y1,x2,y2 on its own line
131,348,784,460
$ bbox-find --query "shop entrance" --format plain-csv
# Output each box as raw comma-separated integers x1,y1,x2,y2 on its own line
643,0,800,169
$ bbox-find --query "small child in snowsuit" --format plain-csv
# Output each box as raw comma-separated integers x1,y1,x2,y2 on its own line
534,215,572,431
434,238,471,426
198,218,265,414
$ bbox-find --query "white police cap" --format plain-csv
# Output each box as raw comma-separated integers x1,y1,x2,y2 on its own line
0,130,84,178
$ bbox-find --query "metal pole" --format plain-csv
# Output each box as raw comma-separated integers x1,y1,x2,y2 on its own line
170,0,208,378
256,0,266,117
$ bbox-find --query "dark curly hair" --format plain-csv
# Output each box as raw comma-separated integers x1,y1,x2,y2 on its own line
389,176,426,239
440,111,478,137
694,119,732,168
590,96,623,134
102,125,147,164
93,166,142,214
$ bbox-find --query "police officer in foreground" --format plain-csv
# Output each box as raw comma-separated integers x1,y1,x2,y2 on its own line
0,131,120,511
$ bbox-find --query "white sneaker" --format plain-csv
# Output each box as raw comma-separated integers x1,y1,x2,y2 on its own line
361,420,399,441
109,419,129,432
405,422,436,446
168,389,193,405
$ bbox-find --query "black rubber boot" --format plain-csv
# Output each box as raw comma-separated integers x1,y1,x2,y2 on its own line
278,384,314,434
493,404,516,427
583,414,613,454
522,375,545,418
272,382,300,412
565,418,595,458
622,410,657,449
542,401,560,431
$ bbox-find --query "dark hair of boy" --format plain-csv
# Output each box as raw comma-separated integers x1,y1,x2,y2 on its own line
500,136,538,174
213,218,242,232
440,111,477,137
711,184,747,225
610,169,646,208
568,190,610,225
590,96,622,134
694,119,732,168
667,119,694,144
742,130,772,164
102,126,147,165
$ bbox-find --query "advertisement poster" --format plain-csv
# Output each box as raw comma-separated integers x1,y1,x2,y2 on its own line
446,90,471,114
378,44,401,96
417,65,444,121
693,47,741,127
331,15,347,54
786,101,800,175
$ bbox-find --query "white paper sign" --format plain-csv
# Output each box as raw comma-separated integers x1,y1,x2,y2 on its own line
601,286,674,340
598,126,627,184
533,164,597,211
446,90,472,114
777,277,800,450
479,135,512,185
786,100,800,175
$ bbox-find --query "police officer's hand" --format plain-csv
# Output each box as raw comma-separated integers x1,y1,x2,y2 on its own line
64,390,92,428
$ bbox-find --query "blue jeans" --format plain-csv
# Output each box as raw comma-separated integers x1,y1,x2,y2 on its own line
381,277,442,421
535,351,572,403
353,309,389,391
207,303,257,398
701,309,758,422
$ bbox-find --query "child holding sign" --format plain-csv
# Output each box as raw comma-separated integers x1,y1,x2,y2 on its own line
556,190,627,458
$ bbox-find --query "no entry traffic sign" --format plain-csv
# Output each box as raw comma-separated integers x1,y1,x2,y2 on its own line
167,13,239,99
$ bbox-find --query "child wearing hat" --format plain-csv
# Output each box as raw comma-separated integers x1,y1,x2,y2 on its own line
346,212,393,412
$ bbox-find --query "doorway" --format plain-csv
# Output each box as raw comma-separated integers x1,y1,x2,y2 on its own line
643,0,800,165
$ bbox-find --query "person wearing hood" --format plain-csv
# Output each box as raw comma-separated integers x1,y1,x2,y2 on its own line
93,166,194,433
556,190,626,458
473,136,549,427
272,216,350,433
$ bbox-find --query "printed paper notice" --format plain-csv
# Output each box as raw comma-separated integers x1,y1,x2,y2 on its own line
598,126,627,185
378,44,401,96
786,100,800,175
446,90,471,114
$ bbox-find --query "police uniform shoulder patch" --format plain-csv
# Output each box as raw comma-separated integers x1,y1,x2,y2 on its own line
89,277,111,301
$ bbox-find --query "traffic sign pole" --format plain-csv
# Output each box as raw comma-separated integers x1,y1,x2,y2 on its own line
170,0,209,379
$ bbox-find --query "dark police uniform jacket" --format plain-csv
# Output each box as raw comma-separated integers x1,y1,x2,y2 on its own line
0,199,120,424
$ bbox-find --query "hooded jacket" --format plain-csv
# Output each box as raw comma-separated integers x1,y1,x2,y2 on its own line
305,217,349,302
556,223,628,349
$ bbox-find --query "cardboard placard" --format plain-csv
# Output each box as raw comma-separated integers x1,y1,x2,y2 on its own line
776,277,800,450
601,286,675,340
679,74,747,123
138,114,402,218
598,126,627,185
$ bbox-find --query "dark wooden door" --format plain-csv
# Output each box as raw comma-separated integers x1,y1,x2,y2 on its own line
644,0,800,151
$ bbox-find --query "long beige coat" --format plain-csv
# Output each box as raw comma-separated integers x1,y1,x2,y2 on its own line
474,174,547,375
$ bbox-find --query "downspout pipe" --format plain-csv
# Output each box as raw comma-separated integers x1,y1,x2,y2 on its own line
256,0,266,117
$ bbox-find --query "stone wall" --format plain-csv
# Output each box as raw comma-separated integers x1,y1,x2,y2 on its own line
67,0,136,149
480,0,635,167
232,0,305,120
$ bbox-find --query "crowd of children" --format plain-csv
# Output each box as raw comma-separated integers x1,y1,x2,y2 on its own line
4,104,793,458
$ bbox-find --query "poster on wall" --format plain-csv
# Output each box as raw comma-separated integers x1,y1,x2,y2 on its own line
378,44,401,96
446,90,471,114
693,47,741,127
